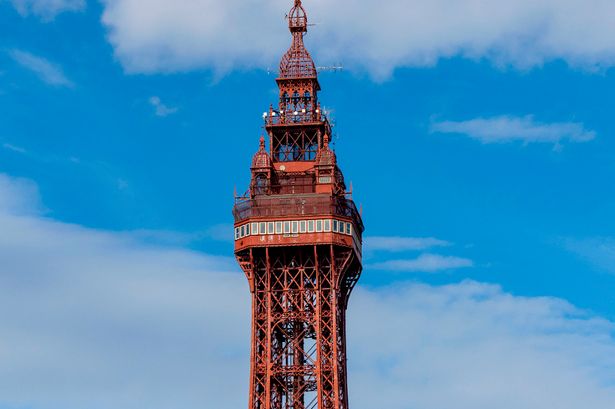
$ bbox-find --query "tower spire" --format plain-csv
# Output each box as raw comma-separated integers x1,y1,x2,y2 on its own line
280,0,316,78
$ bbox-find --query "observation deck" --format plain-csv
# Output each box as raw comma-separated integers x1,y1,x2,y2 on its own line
233,193,363,255
233,193,362,226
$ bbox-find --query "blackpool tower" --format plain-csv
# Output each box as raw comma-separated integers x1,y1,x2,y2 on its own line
233,1,364,408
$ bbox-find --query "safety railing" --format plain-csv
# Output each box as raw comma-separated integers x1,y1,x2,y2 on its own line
264,109,326,126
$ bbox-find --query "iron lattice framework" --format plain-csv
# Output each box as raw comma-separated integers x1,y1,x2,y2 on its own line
234,2,364,409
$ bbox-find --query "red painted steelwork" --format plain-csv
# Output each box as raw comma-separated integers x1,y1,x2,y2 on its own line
234,2,363,408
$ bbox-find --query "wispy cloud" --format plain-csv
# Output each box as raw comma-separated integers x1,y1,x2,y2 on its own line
1,173,615,408
2,143,27,154
149,96,178,117
370,253,474,273
0,173,44,216
128,225,233,246
431,116,596,146
203,223,234,242
10,50,74,88
365,236,450,252
11,0,85,20
117,178,129,191
564,237,615,275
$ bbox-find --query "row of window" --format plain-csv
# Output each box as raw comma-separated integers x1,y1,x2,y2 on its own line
234,219,353,240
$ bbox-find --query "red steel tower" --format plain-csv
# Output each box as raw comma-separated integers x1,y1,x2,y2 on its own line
233,1,364,408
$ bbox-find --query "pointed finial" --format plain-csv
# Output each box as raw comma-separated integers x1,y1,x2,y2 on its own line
288,0,307,33
323,133,330,147
259,135,266,149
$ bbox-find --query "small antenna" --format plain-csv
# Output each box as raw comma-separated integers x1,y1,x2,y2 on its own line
316,64,344,73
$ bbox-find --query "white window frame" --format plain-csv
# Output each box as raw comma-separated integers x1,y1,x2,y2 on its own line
333,220,339,233
291,221,298,234
251,223,258,236
316,220,323,232
276,221,283,234
259,222,266,235
268,222,275,234
308,220,314,233
300,220,307,233
284,221,291,234
235,227,240,240
324,219,331,232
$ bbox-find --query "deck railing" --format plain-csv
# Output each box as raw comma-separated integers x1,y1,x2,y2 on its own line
264,109,326,126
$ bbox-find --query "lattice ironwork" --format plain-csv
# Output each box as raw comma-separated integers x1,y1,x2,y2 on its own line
237,246,361,409
272,128,319,162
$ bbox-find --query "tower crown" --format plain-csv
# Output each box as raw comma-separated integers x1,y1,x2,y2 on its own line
234,0,363,235
279,0,317,79
263,1,326,163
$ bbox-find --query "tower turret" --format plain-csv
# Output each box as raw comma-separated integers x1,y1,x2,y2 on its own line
315,134,339,194
251,136,273,196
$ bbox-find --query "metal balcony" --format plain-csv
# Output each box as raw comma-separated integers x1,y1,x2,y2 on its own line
233,193,363,231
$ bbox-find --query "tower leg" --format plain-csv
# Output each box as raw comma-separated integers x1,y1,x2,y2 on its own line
245,246,354,409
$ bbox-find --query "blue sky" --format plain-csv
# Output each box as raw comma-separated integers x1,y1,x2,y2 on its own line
2,1,615,408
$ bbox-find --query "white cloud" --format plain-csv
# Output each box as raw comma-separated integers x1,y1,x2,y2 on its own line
349,281,615,409
10,50,74,87
0,174,248,409
370,253,474,272
149,96,178,117
100,0,615,78
11,0,84,20
564,237,615,274
1,173,615,409
431,116,596,145
365,236,450,252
